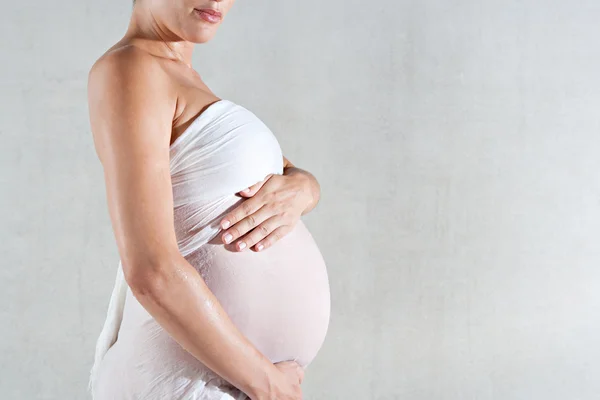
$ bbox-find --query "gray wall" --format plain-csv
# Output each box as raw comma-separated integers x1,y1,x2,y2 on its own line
2,0,599,399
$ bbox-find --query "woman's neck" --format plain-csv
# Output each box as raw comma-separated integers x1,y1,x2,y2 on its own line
122,5,195,68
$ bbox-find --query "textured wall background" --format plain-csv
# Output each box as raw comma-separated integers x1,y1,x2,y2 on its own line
1,0,600,399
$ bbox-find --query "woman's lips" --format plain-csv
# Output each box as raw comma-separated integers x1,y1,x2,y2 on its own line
194,8,222,23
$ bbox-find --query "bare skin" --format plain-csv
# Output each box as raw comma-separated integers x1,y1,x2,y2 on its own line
220,162,321,252
87,1,321,399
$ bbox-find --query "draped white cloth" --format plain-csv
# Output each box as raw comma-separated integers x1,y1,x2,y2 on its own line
88,99,284,397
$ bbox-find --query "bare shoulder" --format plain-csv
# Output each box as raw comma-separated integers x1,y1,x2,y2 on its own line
87,45,178,165
88,45,174,102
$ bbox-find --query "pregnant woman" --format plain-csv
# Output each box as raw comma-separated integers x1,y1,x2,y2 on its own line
86,1,331,399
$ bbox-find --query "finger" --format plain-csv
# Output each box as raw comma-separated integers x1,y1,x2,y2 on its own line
221,205,274,249
253,224,292,252
294,361,304,384
237,181,261,197
237,174,273,197
241,215,283,251
220,197,262,231
298,367,304,384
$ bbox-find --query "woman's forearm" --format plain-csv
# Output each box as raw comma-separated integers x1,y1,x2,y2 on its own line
282,162,321,216
125,253,277,399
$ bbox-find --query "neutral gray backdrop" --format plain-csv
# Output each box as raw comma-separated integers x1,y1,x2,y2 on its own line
2,0,599,399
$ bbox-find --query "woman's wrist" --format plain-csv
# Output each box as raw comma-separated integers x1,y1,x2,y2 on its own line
244,362,280,400
282,166,320,215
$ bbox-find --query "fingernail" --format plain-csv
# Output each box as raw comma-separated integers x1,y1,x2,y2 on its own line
238,241,246,250
221,220,230,229
242,188,250,193
256,243,264,251
223,233,233,243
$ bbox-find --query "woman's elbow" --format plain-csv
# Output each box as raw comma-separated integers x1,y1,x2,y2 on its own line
122,254,178,296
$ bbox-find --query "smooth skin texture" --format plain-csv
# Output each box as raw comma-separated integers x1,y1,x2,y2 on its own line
220,165,321,252
88,0,320,399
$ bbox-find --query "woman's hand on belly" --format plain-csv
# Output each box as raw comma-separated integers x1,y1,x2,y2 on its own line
218,169,317,252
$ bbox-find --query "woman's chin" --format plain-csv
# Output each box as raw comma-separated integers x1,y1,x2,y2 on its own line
187,33,216,44
181,25,217,44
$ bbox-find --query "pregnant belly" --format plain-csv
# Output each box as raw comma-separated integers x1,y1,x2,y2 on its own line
189,219,331,368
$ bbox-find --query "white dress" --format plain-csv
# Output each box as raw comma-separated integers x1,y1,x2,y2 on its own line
88,99,331,399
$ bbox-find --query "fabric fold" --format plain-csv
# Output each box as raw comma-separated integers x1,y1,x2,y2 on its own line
88,98,284,398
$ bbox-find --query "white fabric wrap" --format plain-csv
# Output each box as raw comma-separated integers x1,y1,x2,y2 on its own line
88,99,284,394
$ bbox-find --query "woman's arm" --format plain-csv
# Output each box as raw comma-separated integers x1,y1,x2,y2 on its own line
87,47,296,399
282,156,320,216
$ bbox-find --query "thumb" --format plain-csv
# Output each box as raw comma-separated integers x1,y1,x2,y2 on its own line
238,174,273,197
237,181,262,197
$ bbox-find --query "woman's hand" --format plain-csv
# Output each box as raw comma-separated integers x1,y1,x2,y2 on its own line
250,360,304,400
270,360,305,399
219,163,320,252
